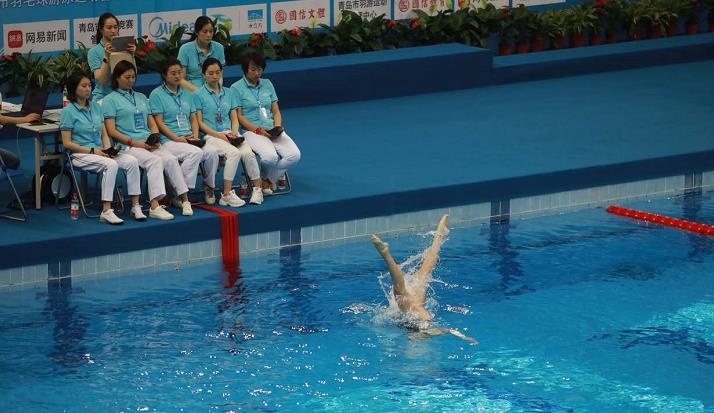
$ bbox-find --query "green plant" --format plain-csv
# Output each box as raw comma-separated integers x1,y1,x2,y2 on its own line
594,0,626,36
539,9,568,41
649,0,679,34
565,4,598,36
511,4,537,43
0,50,24,97
16,51,51,89
47,50,84,91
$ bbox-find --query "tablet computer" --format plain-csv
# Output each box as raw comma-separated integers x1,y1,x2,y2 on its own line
110,35,135,52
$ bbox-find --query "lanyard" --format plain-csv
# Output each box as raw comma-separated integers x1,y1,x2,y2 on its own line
196,42,211,67
163,84,183,112
120,90,137,108
73,103,94,126
245,78,262,107
207,86,224,114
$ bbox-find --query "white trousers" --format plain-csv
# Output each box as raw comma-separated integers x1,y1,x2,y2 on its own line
244,131,300,184
205,134,260,182
70,152,140,202
161,141,216,189
123,146,188,200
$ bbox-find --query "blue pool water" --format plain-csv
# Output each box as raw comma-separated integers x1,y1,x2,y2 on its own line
1,193,714,412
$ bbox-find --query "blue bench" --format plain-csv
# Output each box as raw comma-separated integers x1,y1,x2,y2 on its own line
493,32,714,84
132,43,494,109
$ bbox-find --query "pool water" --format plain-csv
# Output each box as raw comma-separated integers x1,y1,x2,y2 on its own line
1,193,714,412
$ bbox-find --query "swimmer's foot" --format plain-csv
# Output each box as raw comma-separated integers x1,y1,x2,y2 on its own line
371,234,390,256
437,214,450,238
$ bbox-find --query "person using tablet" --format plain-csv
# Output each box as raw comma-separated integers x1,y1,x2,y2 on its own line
193,58,263,207
177,16,226,93
232,51,300,195
102,60,191,220
60,71,142,225
150,58,219,205
88,13,136,103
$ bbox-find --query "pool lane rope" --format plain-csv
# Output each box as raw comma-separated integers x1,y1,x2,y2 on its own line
607,205,714,236
193,205,239,266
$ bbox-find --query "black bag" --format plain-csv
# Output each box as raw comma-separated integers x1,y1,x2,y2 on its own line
32,159,72,203
229,136,245,147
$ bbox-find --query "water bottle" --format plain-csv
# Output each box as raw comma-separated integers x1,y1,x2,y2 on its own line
278,174,286,190
70,192,79,220
62,87,69,107
239,178,249,198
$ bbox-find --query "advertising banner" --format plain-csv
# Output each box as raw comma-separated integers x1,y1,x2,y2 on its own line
206,5,269,36
3,19,70,54
270,0,330,32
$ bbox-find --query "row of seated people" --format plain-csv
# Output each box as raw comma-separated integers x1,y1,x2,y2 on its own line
60,52,300,225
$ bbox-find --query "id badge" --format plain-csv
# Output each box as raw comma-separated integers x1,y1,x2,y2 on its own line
259,107,269,120
134,110,145,130
216,113,224,129
176,113,189,131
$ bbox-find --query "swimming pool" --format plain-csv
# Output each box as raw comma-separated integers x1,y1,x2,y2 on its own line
1,192,713,412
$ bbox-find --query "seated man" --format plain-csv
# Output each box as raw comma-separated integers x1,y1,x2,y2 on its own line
371,214,478,344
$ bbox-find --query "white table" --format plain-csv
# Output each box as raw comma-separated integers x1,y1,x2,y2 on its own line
14,109,63,210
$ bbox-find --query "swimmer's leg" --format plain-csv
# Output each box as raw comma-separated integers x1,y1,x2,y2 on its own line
371,234,408,297
414,214,450,303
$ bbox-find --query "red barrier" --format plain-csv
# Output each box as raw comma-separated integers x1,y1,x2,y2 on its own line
194,205,240,266
606,205,714,236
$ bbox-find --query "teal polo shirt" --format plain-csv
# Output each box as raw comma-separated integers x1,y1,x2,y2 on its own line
60,102,104,148
192,85,235,133
230,77,278,130
177,40,226,88
149,84,195,143
88,42,112,102
102,89,152,145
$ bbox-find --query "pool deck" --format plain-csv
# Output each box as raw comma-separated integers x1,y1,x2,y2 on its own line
1,36,714,274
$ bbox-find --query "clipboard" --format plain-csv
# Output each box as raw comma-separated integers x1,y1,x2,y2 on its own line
110,35,135,52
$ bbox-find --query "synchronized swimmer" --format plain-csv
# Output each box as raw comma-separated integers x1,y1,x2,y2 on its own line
371,214,478,344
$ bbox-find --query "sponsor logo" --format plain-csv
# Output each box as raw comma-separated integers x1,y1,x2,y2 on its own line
7,30,23,48
148,16,194,39
248,9,264,21
275,10,287,24
211,14,234,33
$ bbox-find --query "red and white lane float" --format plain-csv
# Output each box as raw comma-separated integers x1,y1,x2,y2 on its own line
606,205,714,236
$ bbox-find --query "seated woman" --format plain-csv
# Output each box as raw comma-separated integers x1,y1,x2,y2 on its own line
177,16,226,93
231,51,300,195
193,58,263,207
102,60,190,220
150,57,218,205
60,71,142,225
371,215,478,344
88,12,136,103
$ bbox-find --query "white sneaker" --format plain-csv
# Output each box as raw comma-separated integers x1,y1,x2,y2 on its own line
131,204,147,221
149,205,175,220
99,209,124,225
262,180,274,196
204,187,216,205
249,187,264,205
182,201,193,216
218,190,246,207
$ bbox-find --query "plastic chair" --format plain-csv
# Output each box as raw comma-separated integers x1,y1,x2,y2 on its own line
60,151,125,218
0,151,27,222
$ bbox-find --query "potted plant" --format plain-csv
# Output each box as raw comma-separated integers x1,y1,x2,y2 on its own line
540,9,568,49
674,0,702,34
595,0,625,43
565,3,598,47
16,51,50,91
646,0,678,38
47,50,87,93
622,0,651,40
0,50,23,97
511,4,537,53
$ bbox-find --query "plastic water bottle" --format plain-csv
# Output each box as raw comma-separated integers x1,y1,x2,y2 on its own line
278,174,286,190
239,178,249,198
70,193,79,220
62,87,69,107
